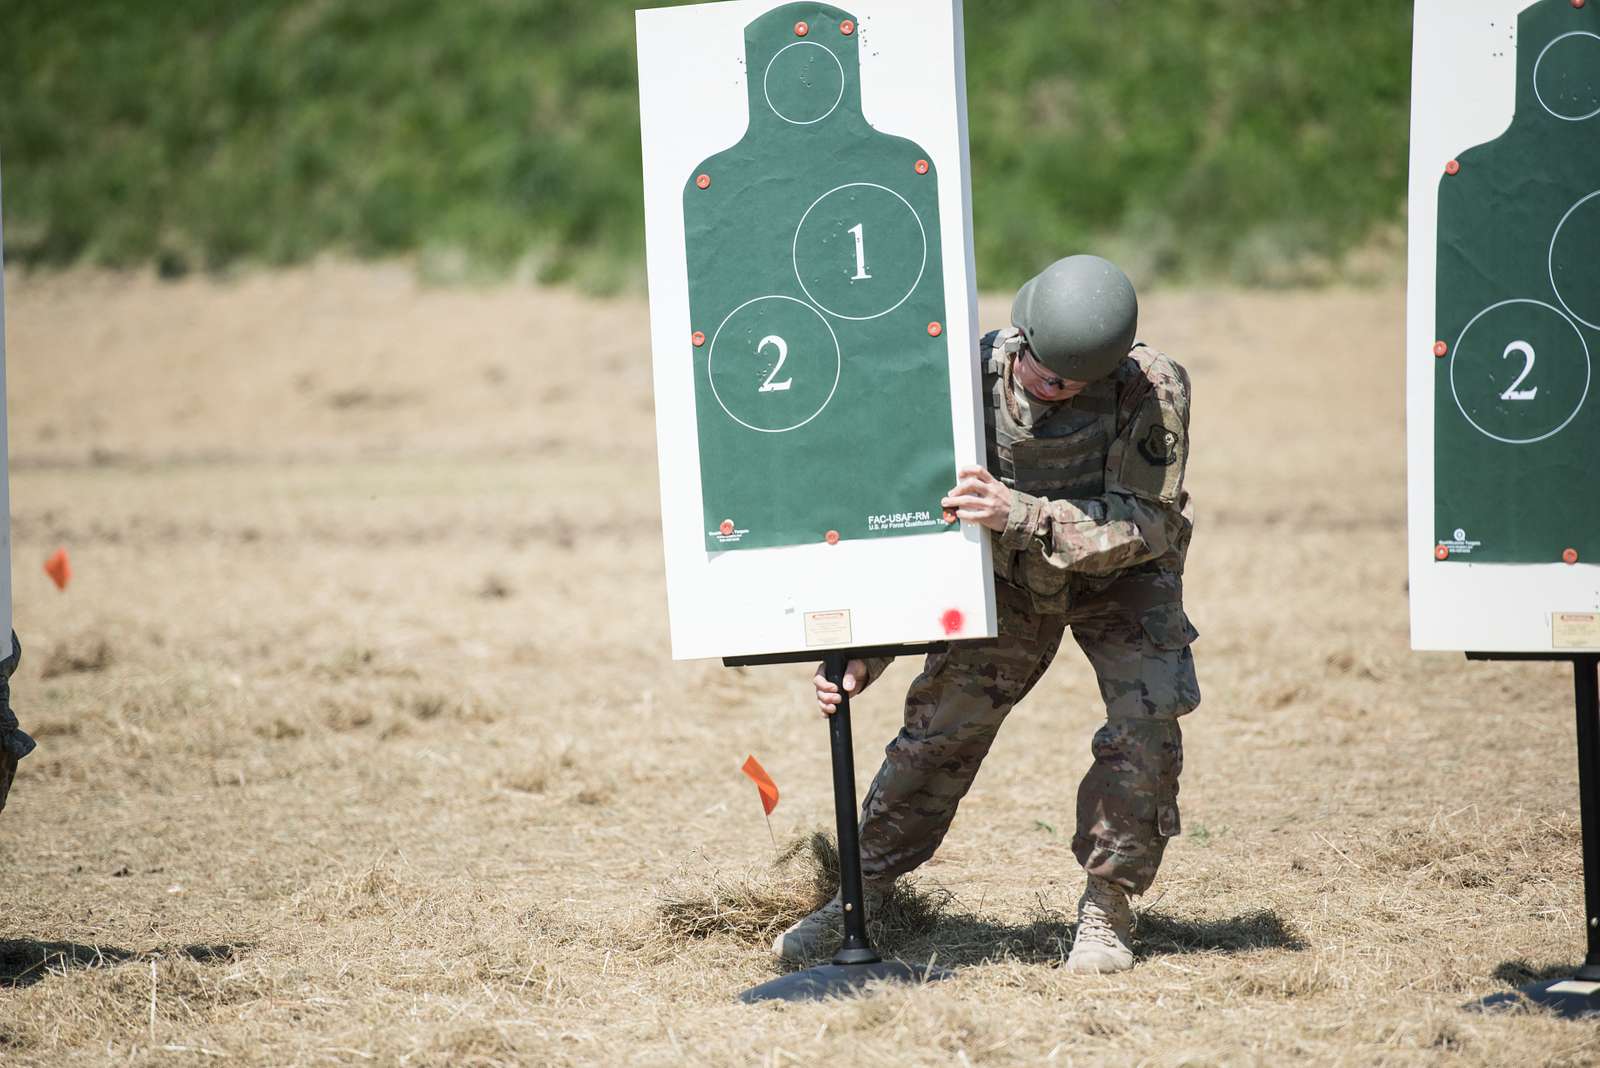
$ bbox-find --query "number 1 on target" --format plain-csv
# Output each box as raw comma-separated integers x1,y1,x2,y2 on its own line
849,223,872,282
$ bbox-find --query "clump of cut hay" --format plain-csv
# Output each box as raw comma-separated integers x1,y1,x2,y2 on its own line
654,830,949,950
39,635,114,679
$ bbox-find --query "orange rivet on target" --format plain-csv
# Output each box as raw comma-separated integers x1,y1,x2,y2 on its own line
928,322,943,338
1575,0,1586,10
840,19,856,35
1434,341,1449,358
1435,545,1450,561
795,21,809,36
1565,548,1580,565
825,530,840,545
692,331,706,347
696,174,711,190
1445,159,1461,176
720,520,734,536
915,159,930,175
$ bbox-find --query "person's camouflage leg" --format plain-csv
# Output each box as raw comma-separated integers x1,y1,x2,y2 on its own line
1067,599,1197,897
0,632,32,817
0,748,15,816
1072,718,1184,894
856,601,1066,887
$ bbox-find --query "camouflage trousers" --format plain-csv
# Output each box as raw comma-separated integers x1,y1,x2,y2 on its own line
858,574,1199,896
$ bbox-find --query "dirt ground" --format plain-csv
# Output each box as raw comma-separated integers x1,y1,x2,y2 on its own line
0,263,1593,1066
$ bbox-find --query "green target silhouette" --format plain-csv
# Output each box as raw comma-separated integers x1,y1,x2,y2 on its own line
684,3,957,553
1435,0,1600,564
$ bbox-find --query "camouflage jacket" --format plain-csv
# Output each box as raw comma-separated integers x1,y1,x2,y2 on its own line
855,330,1194,687
983,326,1194,605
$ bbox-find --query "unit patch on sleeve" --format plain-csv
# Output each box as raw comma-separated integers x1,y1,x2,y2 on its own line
1138,424,1181,467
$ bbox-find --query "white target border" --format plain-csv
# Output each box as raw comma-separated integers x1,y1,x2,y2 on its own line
706,294,842,434
637,0,994,663
1406,0,1600,656
1448,297,1592,445
793,182,929,321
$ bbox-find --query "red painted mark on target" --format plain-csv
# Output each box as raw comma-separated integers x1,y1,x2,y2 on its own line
941,609,965,636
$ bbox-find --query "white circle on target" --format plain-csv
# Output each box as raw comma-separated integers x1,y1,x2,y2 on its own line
708,295,841,434
1534,32,1600,122
763,43,845,126
1549,189,1600,330
1448,298,1591,445
793,183,928,321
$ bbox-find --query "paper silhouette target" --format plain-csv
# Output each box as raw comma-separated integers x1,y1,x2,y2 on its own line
637,0,993,661
1433,0,1600,565
684,3,956,553
1409,0,1600,653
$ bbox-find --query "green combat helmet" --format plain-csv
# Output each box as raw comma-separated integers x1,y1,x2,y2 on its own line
1012,255,1138,383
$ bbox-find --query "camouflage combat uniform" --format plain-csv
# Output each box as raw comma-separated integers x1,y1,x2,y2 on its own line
855,328,1198,896
0,633,31,815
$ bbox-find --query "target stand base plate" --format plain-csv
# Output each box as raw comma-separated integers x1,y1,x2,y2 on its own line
739,959,951,1004
1468,972,1600,1020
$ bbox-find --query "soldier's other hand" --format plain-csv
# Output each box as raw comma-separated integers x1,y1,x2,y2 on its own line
942,466,1011,533
813,659,870,716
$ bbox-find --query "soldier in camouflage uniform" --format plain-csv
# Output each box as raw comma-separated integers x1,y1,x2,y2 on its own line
778,255,1198,974
0,633,32,815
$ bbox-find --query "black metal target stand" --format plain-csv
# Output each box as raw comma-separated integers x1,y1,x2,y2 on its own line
1467,652,1600,1018
724,648,954,1004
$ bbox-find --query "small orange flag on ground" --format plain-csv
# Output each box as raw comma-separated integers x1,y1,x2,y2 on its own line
44,549,71,591
742,755,780,815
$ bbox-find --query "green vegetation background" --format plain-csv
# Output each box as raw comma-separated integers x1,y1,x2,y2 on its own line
0,0,1412,290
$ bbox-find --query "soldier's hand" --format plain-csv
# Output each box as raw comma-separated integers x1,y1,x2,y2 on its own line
813,659,871,716
942,466,1011,533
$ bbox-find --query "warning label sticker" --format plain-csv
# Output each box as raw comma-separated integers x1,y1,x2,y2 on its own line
804,609,853,648
1553,612,1600,650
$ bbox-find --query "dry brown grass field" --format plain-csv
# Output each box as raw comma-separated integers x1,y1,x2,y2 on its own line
0,264,1593,1066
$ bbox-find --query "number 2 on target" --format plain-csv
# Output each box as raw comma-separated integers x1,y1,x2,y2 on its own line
1501,340,1538,402
757,335,793,393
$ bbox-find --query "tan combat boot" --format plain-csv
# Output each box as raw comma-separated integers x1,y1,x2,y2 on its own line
1065,875,1135,974
771,886,888,964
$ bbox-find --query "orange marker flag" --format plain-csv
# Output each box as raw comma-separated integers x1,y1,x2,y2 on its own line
742,755,780,849
742,755,780,814
44,548,71,591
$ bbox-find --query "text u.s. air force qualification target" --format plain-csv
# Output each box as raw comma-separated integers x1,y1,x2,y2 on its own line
1434,0,1600,566
685,3,956,553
